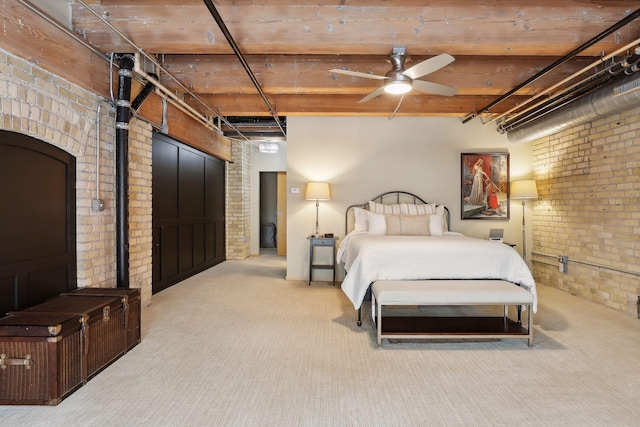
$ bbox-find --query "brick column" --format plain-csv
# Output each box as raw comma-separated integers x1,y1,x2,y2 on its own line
226,140,250,259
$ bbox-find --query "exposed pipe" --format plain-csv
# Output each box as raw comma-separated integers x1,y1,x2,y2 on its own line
463,7,640,123
133,54,224,134
74,0,243,135
95,97,114,204
487,39,640,126
499,59,624,131
116,54,135,289
131,73,158,111
202,0,287,137
506,70,640,144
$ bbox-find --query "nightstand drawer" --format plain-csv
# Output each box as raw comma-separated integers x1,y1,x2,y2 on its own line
312,238,334,246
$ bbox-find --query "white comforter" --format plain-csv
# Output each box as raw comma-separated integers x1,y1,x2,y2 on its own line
338,232,537,311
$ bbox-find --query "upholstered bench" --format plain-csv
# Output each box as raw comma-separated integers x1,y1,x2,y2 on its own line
371,280,534,346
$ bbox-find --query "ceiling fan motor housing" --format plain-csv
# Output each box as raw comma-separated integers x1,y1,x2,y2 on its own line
385,53,413,93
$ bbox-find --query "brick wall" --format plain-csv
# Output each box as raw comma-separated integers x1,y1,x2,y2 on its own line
226,140,250,259
128,122,154,306
532,106,640,317
0,49,153,307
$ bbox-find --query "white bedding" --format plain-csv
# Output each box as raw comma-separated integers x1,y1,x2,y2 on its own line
338,232,537,312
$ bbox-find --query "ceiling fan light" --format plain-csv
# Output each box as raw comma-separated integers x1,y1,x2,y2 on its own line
384,80,412,94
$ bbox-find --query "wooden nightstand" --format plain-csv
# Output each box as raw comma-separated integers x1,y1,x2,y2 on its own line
307,236,338,286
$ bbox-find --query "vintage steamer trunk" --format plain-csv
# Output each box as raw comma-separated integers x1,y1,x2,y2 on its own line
0,314,85,405
15,295,126,382
64,287,141,352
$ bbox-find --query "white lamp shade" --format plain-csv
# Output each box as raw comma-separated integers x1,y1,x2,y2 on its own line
511,180,538,199
305,182,331,200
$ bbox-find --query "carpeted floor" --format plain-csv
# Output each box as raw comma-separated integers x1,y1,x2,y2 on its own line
2,252,640,426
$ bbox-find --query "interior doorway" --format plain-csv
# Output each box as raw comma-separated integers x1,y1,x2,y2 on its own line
259,171,286,256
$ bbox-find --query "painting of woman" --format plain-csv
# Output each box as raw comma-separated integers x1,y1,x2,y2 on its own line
461,153,510,219
465,158,489,205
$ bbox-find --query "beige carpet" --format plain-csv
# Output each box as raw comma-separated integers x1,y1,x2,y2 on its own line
2,252,640,426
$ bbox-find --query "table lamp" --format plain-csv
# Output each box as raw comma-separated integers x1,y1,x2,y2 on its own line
305,182,331,238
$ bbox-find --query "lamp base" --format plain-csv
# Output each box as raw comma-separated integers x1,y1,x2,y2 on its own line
311,233,323,238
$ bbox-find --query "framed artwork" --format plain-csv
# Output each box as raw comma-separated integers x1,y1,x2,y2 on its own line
461,152,510,220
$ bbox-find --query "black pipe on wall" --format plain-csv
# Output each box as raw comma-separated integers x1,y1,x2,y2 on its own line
131,73,158,111
116,54,135,289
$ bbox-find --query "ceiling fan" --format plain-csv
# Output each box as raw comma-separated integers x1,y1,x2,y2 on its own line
329,47,458,110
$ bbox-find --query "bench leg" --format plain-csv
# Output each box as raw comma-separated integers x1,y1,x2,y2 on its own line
377,300,382,345
371,293,376,325
527,305,534,347
517,305,522,324
357,307,362,327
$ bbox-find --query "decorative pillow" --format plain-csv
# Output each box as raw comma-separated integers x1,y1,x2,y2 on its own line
400,215,431,236
384,214,402,235
401,203,448,232
369,200,403,215
367,211,387,235
353,207,369,231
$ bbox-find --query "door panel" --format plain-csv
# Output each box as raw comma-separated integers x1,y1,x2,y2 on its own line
152,132,225,294
277,172,287,256
160,226,179,280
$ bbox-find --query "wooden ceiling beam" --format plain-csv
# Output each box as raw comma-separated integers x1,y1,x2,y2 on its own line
158,54,593,96
71,1,638,56
191,93,526,117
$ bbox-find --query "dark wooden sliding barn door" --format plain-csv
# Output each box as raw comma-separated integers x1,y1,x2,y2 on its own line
0,130,77,317
152,132,225,294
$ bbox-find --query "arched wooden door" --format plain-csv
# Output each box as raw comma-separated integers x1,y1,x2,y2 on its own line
0,130,77,316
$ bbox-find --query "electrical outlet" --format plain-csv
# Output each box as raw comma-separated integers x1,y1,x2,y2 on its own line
92,198,105,212
291,187,299,194
558,255,568,273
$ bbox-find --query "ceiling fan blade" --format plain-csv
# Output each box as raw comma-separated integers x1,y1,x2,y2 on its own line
358,86,386,103
329,69,388,80
412,80,458,97
402,53,455,80
388,95,405,121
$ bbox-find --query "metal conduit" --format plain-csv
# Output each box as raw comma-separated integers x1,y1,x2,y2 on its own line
202,0,286,137
74,0,253,139
532,252,640,278
499,56,632,132
463,7,640,123
506,70,640,144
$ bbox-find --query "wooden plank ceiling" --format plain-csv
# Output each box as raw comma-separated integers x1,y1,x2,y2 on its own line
71,0,639,131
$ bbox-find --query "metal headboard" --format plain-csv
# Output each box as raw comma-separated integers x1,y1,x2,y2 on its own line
344,190,450,235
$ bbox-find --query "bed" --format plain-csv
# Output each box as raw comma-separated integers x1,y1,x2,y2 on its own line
338,191,537,325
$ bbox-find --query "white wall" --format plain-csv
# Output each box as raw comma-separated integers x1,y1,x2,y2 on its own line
250,142,287,255
285,116,533,281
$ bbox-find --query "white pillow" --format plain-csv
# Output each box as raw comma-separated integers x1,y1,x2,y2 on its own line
435,205,448,232
353,207,369,231
367,211,387,235
429,214,445,236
